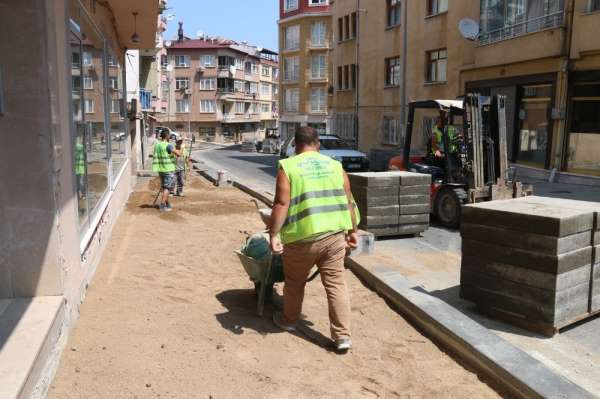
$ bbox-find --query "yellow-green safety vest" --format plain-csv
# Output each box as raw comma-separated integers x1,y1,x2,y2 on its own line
74,142,86,176
279,151,360,245
433,126,458,154
152,141,176,173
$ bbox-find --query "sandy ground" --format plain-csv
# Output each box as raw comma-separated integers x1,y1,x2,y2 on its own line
49,176,502,399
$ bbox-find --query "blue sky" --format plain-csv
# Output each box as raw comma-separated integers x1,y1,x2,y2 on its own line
164,0,279,51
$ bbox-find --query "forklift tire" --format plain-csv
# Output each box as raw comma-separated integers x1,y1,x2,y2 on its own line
254,282,274,304
434,188,467,229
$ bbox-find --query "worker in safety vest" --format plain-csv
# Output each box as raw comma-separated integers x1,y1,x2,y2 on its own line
152,130,181,212
269,127,359,353
173,139,188,197
74,137,86,201
432,115,458,158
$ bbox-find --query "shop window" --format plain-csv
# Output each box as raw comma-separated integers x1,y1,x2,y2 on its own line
566,83,600,174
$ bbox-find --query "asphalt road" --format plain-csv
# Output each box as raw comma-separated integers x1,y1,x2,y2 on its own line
192,142,278,195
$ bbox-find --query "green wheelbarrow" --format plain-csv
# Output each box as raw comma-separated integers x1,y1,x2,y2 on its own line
235,251,284,316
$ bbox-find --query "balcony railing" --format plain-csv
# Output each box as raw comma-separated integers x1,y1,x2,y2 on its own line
140,89,152,111
478,11,565,46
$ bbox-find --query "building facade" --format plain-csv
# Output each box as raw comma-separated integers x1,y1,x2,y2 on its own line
0,1,162,396
161,28,279,143
328,0,600,179
278,0,332,140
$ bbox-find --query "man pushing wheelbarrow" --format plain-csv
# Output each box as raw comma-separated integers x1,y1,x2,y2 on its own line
268,127,360,353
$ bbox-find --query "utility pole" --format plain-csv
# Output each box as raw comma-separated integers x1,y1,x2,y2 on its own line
355,0,361,149
400,0,408,145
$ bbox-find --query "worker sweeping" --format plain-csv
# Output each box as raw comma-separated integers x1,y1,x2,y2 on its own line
152,130,181,212
269,127,359,353
173,138,187,197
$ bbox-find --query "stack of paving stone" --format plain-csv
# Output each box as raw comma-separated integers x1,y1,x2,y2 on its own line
349,171,431,237
460,196,600,336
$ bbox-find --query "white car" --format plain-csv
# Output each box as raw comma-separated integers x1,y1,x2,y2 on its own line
280,135,369,172
154,126,181,141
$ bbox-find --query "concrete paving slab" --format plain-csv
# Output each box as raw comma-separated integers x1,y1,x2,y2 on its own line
518,197,600,231
463,197,595,237
354,195,399,207
346,257,597,399
399,214,430,224
348,172,402,187
461,257,591,291
398,185,430,195
356,205,399,217
397,224,428,235
362,215,399,226
398,195,429,205
398,172,431,186
462,239,593,274
352,186,400,198
400,204,431,214
461,223,593,255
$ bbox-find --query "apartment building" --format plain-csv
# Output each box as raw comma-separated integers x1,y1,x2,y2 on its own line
278,0,332,140
329,0,600,179
161,27,279,143
0,0,163,396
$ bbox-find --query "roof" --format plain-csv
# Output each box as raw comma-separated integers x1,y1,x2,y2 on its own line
168,38,235,49
410,99,464,112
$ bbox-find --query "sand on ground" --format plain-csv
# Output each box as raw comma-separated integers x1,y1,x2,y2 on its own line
49,176,503,399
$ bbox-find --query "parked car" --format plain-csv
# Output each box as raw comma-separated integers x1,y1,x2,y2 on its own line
154,126,181,141
280,135,369,172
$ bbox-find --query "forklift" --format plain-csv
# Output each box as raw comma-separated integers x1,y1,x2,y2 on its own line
389,93,531,228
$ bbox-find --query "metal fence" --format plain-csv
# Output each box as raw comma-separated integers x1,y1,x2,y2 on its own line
478,11,565,46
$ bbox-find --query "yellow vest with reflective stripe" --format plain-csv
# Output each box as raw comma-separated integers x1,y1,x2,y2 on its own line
279,151,359,245
152,141,176,173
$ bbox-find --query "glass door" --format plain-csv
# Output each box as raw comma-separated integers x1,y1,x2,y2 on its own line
516,84,552,168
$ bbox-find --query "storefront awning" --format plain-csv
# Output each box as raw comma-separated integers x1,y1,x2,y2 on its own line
105,0,163,49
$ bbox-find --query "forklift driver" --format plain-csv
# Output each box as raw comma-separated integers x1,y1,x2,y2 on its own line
431,113,458,159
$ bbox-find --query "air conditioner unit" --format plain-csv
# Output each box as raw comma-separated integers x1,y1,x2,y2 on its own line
197,66,205,73
184,88,191,95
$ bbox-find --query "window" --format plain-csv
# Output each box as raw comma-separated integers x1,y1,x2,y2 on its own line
428,0,448,15
590,0,600,11
382,116,401,145
83,76,93,90
344,65,350,89
351,12,357,38
235,58,245,70
284,0,298,11
84,99,94,113
310,88,327,113
175,78,190,90
284,25,300,50
235,102,245,114
175,55,190,68
338,13,357,41
234,79,244,92
426,49,447,83
199,78,216,90
387,0,401,27
344,15,350,40
107,54,116,67
200,100,216,113
352,64,358,89
338,18,343,42
218,56,234,69
309,0,328,5
261,65,271,77
110,99,120,114
311,21,327,47
333,113,357,141
200,55,214,67
248,82,259,95
337,66,343,90
72,52,81,68
272,84,279,95
261,103,271,113
261,82,271,96
311,55,327,79
252,63,260,75
109,77,118,90
218,78,235,93
273,68,279,79
161,55,168,68
284,56,300,81
385,57,401,87
245,61,253,75
82,51,92,66
284,88,300,112
176,98,190,113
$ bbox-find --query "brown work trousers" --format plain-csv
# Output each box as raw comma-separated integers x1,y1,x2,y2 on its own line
282,232,351,341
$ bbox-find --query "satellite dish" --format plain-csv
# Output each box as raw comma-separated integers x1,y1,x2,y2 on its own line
166,64,173,72
165,40,172,47
458,18,480,41
256,46,263,52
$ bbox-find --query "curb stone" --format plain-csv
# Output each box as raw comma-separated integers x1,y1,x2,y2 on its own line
345,256,597,399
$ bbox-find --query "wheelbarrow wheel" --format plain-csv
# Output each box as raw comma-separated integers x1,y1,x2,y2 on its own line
254,282,274,304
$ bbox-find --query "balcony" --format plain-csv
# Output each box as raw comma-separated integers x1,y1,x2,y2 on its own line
140,89,152,111
478,11,565,46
